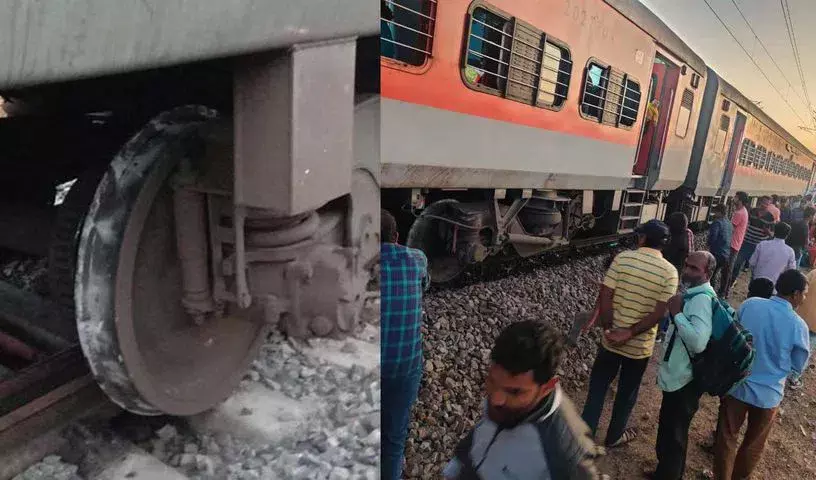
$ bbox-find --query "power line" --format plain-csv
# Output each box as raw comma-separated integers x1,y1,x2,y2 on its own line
702,0,814,136
727,0,809,110
780,0,813,125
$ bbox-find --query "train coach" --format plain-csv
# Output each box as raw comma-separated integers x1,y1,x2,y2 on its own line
380,0,816,282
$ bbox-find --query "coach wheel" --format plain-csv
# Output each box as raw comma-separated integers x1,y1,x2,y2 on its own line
75,106,266,416
406,199,467,283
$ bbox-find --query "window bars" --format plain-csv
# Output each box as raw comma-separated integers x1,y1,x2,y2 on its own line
580,63,641,128
464,8,572,108
619,78,641,127
381,0,437,66
739,139,751,166
756,146,768,170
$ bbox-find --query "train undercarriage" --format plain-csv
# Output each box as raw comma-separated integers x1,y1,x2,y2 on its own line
383,185,715,283
0,36,380,416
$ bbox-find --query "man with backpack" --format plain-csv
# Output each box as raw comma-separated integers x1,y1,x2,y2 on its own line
650,251,716,479
713,269,811,480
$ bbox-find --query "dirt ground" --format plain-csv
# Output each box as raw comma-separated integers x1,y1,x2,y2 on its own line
569,271,816,480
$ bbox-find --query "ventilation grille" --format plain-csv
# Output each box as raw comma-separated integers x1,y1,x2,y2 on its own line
681,89,694,109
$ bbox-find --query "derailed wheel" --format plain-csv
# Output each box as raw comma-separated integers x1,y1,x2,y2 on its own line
406,199,469,283
75,106,265,416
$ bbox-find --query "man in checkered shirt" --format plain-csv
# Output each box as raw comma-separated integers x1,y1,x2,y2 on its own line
381,209,429,480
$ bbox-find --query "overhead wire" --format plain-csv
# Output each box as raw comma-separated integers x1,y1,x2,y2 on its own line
701,0,815,136
779,0,813,126
727,0,809,110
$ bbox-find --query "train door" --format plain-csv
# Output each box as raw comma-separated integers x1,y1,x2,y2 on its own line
718,111,746,195
633,57,680,176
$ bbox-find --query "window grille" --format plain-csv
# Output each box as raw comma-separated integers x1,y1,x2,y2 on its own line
743,139,756,167
464,7,512,93
580,62,608,121
381,0,437,66
769,154,779,174
756,146,768,170
579,63,640,127
537,40,571,107
619,78,641,127
463,7,572,109
738,139,749,165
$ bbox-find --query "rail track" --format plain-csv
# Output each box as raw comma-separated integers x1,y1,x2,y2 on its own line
0,279,119,479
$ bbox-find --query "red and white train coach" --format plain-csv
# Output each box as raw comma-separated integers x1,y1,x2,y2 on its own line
379,0,816,281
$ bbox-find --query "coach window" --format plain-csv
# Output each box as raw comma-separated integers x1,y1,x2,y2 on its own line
745,139,757,167
536,39,572,109
714,114,730,154
381,0,438,67
581,62,608,121
462,7,574,109
756,145,768,170
619,78,641,127
675,89,694,138
463,6,511,94
580,61,638,128
739,138,750,165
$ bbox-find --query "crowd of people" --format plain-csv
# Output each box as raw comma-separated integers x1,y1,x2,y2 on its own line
380,190,816,480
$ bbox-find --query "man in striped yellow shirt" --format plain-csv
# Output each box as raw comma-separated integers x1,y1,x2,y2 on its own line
581,220,679,448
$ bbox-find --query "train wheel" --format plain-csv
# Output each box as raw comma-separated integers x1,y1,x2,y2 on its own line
406,199,467,283
75,106,265,416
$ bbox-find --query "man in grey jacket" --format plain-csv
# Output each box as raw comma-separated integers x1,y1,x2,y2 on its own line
442,321,600,480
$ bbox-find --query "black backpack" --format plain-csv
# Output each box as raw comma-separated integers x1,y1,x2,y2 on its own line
664,291,755,397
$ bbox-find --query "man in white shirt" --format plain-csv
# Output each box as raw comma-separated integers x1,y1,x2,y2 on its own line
749,222,796,286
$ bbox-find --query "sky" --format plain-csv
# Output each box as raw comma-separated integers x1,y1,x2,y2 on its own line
639,0,816,152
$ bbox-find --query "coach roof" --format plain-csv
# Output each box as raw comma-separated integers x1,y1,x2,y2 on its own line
604,0,707,76
715,69,816,162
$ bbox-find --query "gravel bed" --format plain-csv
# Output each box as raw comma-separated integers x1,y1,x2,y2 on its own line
0,251,48,294
405,234,707,478
138,301,381,480
11,455,83,480
139,329,380,480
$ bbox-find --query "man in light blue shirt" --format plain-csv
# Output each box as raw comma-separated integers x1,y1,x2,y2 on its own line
650,251,716,480
713,269,811,480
